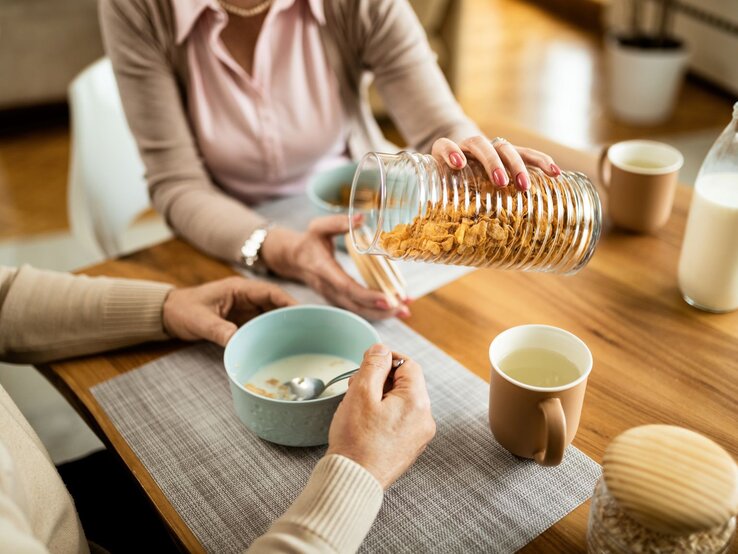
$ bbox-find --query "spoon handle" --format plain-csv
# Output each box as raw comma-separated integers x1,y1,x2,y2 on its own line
323,368,361,389
324,358,405,390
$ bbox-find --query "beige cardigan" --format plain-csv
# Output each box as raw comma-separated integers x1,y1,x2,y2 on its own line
0,266,383,553
100,0,480,263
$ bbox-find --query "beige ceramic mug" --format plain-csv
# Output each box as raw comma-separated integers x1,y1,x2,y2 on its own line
599,140,684,233
488,325,592,466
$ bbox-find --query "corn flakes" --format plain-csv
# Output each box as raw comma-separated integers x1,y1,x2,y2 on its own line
378,173,593,272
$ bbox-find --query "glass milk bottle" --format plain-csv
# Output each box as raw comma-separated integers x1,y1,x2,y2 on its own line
678,102,738,312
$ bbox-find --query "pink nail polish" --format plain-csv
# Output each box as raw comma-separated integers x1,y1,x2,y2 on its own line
550,164,561,176
516,172,530,191
449,152,464,168
493,168,508,187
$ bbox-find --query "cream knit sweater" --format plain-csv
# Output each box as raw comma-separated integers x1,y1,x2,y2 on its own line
0,266,383,553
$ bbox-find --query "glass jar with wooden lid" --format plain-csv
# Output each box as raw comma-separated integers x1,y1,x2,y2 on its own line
588,425,737,553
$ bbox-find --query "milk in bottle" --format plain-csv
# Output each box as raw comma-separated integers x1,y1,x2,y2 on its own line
678,103,738,312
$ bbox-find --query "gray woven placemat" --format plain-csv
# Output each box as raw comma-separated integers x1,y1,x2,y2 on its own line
92,318,600,553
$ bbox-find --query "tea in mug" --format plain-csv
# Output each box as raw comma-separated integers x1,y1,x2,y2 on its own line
623,158,666,170
500,348,580,387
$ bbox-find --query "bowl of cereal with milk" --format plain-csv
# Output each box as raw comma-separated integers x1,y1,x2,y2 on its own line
224,305,380,447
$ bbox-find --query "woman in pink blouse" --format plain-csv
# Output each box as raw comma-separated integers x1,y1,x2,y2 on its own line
101,0,560,320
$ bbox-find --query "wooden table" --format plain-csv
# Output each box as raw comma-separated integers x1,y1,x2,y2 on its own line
40,185,738,553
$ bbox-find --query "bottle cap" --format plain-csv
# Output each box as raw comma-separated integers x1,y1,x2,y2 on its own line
603,425,738,535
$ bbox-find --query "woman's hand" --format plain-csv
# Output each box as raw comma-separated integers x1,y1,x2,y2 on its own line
327,344,436,489
260,216,410,321
431,136,561,192
162,277,297,347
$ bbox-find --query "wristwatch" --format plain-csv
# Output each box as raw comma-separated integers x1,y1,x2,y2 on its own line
240,223,273,275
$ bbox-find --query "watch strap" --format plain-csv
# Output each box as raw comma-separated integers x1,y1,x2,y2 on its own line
240,224,273,274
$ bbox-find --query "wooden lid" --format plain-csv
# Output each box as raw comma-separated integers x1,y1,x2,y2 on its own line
603,425,738,535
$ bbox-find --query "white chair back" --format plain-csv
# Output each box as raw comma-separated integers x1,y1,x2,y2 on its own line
67,58,152,258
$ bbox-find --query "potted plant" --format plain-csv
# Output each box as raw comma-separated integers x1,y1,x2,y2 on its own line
606,0,689,125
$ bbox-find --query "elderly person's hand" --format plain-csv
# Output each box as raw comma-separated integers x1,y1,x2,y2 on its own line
261,217,410,321
432,136,561,192
327,344,436,489
162,277,297,347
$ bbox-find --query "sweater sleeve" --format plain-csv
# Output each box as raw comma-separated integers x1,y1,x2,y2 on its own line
99,0,266,263
0,448,51,554
247,455,383,553
358,0,481,153
0,266,173,364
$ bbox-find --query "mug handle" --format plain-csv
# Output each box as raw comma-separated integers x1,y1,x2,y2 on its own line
598,144,612,190
534,397,567,466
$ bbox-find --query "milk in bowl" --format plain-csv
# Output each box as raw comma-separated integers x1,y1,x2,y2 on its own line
245,354,354,400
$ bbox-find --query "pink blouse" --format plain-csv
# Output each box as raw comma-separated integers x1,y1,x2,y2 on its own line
174,0,348,204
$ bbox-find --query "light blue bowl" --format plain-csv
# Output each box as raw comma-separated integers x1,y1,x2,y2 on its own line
306,163,359,249
306,162,359,217
224,305,380,447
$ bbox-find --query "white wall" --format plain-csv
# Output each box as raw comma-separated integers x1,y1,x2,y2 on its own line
605,0,738,95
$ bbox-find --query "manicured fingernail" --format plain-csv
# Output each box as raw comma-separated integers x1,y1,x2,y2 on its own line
516,172,530,191
369,343,390,355
398,307,411,319
550,164,561,176
449,152,464,168
352,213,364,223
376,298,391,310
493,168,508,187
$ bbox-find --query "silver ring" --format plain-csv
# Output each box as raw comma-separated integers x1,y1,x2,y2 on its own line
491,137,509,147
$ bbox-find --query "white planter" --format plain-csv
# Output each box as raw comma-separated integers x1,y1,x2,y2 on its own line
606,37,689,125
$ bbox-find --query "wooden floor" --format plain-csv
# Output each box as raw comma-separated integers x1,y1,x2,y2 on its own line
0,124,70,238
454,0,734,147
0,0,734,240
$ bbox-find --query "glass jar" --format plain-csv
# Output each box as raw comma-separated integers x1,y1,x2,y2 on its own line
348,151,602,274
678,101,738,312
588,478,736,554
592,425,738,554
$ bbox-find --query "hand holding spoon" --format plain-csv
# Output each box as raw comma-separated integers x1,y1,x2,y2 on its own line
287,358,405,401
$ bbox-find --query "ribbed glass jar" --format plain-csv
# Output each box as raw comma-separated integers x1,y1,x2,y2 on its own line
348,152,602,274
588,479,736,553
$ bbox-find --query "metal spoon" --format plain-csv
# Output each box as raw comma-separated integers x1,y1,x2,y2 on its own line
287,358,406,401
